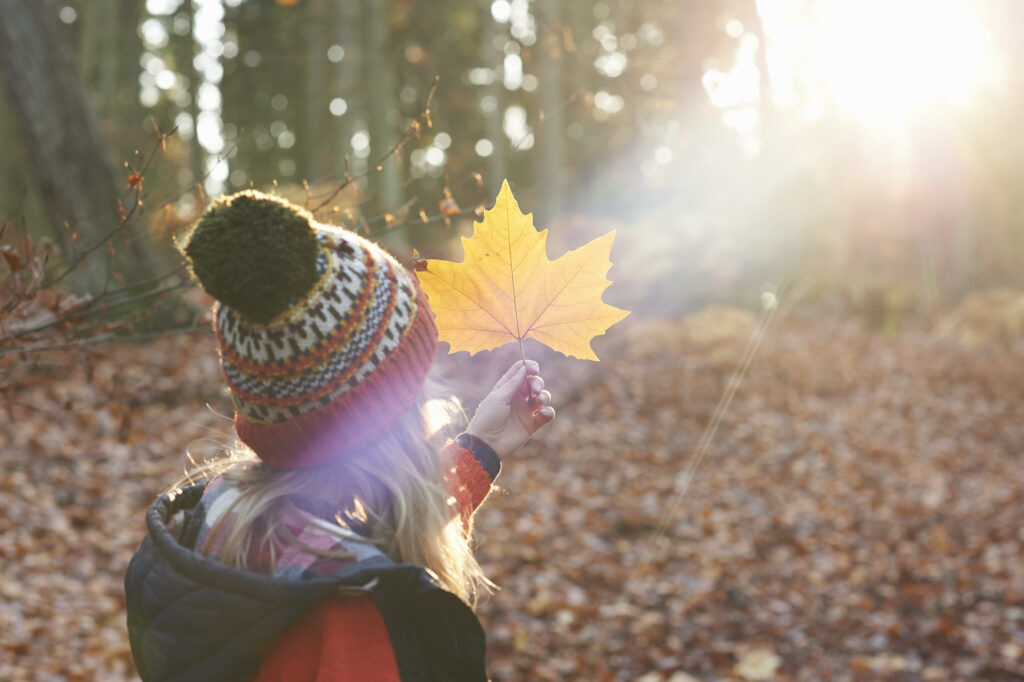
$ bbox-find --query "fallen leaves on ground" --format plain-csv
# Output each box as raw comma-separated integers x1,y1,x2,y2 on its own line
2,314,1023,681
733,649,782,680
934,288,1024,348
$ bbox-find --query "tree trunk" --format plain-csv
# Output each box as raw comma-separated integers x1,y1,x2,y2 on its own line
98,0,120,110
304,0,328,183
481,0,506,197
77,0,102,90
363,0,402,209
737,0,775,149
78,0,142,145
0,91,31,219
0,0,153,290
333,0,359,179
188,0,206,187
535,2,566,223
1008,0,1024,282
113,0,143,136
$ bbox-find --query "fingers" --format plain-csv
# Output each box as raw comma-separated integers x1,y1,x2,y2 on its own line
521,374,547,411
495,361,543,405
522,389,553,432
532,405,555,429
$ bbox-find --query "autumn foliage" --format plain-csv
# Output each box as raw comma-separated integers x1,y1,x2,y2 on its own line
416,181,629,361
3,312,1023,680
3,0,1024,679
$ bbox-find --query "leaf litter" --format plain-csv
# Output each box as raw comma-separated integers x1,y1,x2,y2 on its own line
1,313,1023,681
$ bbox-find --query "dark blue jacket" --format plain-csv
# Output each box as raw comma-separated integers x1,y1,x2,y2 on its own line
125,484,487,682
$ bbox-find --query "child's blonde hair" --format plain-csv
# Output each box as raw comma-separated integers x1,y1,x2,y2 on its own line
173,374,491,606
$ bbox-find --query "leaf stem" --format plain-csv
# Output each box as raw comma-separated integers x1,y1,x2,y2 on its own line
518,336,534,406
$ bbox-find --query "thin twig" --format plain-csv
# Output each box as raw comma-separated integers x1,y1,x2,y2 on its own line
6,277,189,341
47,128,176,286
312,77,440,213
0,322,209,358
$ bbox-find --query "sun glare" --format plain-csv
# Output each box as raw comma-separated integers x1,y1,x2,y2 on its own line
424,397,458,437
747,0,1002,130
814,0,997,122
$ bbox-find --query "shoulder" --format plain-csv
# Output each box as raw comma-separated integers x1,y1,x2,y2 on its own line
252,594,401,682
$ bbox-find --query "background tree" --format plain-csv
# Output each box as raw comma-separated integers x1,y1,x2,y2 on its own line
0,0,154,291
362,0,403,208
2,0,1023,336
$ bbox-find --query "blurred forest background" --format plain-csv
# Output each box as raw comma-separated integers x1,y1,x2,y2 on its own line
3,0,1023,325
2,0,1024,680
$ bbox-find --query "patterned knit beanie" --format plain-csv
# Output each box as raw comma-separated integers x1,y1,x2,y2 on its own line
180,190,438,469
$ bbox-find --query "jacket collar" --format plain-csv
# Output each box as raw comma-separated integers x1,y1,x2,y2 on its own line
126,484,488,682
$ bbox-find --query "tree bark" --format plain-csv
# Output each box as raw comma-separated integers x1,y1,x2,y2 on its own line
0,0,153,290
113,0,143,135
363,0,402,209
304,0,328,183
98,0,120,111
188,0,205,187
333,0,359,179
481,0,506,197
737,0,776,149
535,2,567,223
0,91,31,219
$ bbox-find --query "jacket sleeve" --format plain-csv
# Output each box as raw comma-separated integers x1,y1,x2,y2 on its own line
251,595,401,682
440,432,501,528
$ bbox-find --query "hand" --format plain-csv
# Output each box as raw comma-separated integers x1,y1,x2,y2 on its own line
465,360,554,459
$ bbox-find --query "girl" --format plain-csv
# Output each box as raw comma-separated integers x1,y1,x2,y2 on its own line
125,190,554,682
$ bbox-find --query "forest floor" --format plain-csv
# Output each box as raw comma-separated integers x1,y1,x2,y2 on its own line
2,314,1023,681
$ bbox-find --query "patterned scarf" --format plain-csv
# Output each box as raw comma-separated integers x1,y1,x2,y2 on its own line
170,476,386,580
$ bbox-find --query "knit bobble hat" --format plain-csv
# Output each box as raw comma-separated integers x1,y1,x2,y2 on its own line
180,190,438,469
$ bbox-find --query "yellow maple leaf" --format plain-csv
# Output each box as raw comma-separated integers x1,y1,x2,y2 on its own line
414,179,629,361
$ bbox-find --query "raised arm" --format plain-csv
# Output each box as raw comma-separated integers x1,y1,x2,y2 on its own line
440,433,501,526
441,360,554,528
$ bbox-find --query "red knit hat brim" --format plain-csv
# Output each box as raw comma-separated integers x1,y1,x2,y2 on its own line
234,286,438,469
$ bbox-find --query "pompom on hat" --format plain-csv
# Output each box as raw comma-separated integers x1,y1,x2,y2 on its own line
180,190,438,469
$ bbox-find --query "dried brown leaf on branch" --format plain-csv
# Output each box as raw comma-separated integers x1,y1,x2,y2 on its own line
1,244,23,271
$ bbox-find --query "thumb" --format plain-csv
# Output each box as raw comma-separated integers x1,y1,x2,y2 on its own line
489,365,527,404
